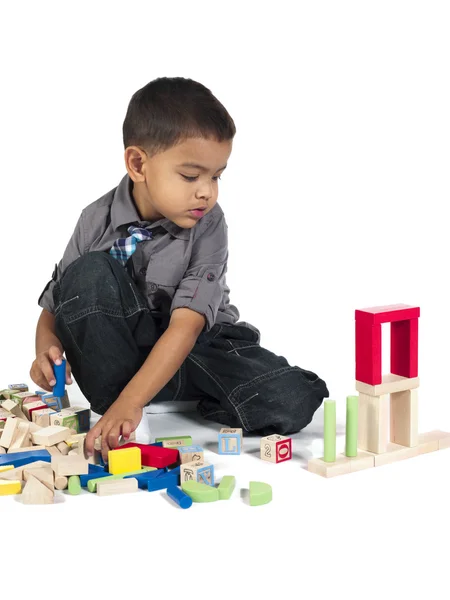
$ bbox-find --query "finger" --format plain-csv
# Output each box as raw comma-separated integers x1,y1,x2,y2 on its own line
37,354,57,388
85,422,103,457
48,346,64,366
107,424,122,451
101,423,114,463
121,419,134,441
65,361,73,385
30,362,53,393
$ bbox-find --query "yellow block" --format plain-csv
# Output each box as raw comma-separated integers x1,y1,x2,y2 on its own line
0,465,14,474
0,480,21,495
108,447,141,475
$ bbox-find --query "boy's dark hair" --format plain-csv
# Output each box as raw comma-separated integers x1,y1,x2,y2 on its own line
123,77,236,157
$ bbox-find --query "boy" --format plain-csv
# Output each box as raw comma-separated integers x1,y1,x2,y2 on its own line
30,77,329,461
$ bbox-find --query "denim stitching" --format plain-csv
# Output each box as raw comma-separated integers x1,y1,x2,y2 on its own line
65,303,148,324
54,295,79,317
129,282,145,312
229,366,299,402
187,353,250,431
226,343,260,355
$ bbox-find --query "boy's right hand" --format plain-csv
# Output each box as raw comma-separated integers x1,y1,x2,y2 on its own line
30,345,73,393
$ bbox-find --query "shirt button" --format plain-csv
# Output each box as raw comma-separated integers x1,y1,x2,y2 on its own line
139,267,147,276
207,272,216,282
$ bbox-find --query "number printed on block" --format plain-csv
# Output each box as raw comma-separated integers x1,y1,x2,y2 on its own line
260,434,292,463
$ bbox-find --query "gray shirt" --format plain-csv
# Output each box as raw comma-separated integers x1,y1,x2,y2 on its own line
38,173,259,336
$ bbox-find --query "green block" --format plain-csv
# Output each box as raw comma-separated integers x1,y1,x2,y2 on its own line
324,399,336,462
218,475,236,500
181,481,219,502
68,475,81,495
62,415,79,433
249,481,272,506
87,467,156,492
345,395,358,457
155,435,192,445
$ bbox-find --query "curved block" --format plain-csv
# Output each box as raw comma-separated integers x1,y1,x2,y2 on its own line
249,481,272,506
181,480,219,502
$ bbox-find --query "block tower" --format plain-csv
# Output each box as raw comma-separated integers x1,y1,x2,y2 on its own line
308,303,450,478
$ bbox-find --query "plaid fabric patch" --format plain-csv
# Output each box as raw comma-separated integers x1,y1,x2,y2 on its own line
109,226,153,266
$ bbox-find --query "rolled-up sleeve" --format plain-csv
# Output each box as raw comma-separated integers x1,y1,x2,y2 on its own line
170,214,228,332
37,212,86,313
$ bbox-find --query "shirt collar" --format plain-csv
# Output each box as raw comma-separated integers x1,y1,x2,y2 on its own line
111,173,190,240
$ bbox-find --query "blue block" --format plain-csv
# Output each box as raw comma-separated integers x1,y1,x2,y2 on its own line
150,442,163,447
88,463,106,473
218,433,241,455
166,486,192,509
53,359,66,398
124,468,166,489
79,471,111,487
197,464,214,486
35,390,46,396
0,449,51,468
147,470,179,492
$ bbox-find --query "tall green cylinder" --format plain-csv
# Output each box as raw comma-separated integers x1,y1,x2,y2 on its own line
345,395,358,457
323,399,336,462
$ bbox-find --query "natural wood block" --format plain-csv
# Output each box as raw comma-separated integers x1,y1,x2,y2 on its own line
8,445,46,454
21,473,54,504
9,421,31,451
343,450,375,472
418,431,441,454
0,460,50,481
358,393,389,454
260,434,292,463
54,475,68,490
45,445,62,456
31,426,71,446
180,460,214,485
0,418,20,449
51,454,89,477
32,408,55,428
373,442,419,467
439,433,450,450
307,455,351,478
356,374,420,396
56,442,70,455
96,477,139,496
390,389,419,447
24,466,54,491
0,447,5,454
1,399,27,420
22,401,47,421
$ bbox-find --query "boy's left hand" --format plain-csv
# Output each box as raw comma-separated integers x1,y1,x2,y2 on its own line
85,396,143,463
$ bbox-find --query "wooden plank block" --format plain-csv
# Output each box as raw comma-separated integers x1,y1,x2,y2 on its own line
307,455,351,478
0,480,21,496
0,460,52,481
373,442,419,467
51,454,89,476
343,450,375,472
358,392,389,454
1,399,27,420
96,477,138,496
9,421,31,451
390,389,418,447
0,417,19,449
418,431,440,454
356,374,420,396
31,426,71,446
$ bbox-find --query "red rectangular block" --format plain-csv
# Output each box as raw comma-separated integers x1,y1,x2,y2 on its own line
391,318,419,378
355,304,420,326
355,321,382,385
118,443,179,469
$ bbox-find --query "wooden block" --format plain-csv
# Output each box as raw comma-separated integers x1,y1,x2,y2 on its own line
21,473,54,504
108,447,141,475
341,450,375,472
32,408,54,428
373,442,419,467
439,435,450,450
0,480,21,496
356,374,420,396
93,431,136,452
308,455,351,478
0,460,50,481
260,434,292,463
56,442,70,455
66,433,87,447
49,409,78,432
418,431,441,454
24,466,54,491
31,425,71,446
390,389,418,447
0,417,20,449
358,392,389,454
1,399,27,420
218,429,242,455
0,465,14,473
51,454,89,476
8,445,46,454
8,383,29,392
0,447,5,454
54,475,68,490
9,421,30,451
178,445,204,464
22,401,48,421
28,421,43,434
45,445,62,456
96,477,138,496
180,460,214,485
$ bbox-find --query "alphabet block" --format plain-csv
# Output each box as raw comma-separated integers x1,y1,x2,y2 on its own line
260,434,292,463
180,460,214,486
218,428,243,455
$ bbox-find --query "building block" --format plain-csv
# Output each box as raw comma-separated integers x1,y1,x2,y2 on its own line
166,486,193,509
49,409,79,432
0,449,51,469
79,470,112,488
0,417,20,449
9,421,31,451
218,475,236,500
355,374,420,396
123,468,166,489
249,482,272,506
146,469,179,492
308,455,352,478
390,389,418,447
108,447,141,475
260,434,292,463
97,477,138,496
391,318,418,378
21,473,54,504
345,396,358,457
70,406,91,433
1,399,27,420
0,465,14,473
31,426,71,446
181,480,219,502
355,304,420,326
51,455,89,477
53,358,66,398
87,467,155,492
23,465,54,491
32,408,55,428
8,383,28,392
323,400,336,462
218,430,241,455
0,480,22,496
178,445,204,464
68,475,81,495
373,442,419,467
118,442,179,469
54,476,68,490
358,392,389,454
155,435,193,447
180,460,214,485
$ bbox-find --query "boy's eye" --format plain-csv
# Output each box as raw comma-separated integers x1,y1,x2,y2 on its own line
181,175,222,182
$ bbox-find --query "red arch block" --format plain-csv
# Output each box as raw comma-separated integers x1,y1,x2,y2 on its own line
355,304,420,385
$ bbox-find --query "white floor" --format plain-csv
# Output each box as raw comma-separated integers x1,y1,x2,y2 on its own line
3,379,450,598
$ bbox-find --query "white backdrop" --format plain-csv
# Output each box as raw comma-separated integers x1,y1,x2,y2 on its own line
1,1,449,598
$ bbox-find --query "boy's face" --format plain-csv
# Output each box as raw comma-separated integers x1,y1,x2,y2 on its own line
125,137,232,228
